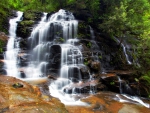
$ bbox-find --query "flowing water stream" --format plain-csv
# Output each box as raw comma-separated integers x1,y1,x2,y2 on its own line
4,10,150,108
114,37,132,65
4,11,23,77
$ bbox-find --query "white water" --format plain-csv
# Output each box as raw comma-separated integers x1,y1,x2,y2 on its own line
114,37,132,65
49,78,88,106
116,94,150,108
89,26,95,39
25,12,49,78
48,10,88,105
5,11,23,77
117,76,123,94
27,10,78,79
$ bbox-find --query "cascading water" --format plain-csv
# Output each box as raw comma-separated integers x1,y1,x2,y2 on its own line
114,37,132,65
4,9,150,108
24,12,49,78
117,76,123,94
47,10,91,105
4,11,23,77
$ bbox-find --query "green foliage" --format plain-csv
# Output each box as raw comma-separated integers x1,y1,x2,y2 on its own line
141,75,150,85
98,0,150,39
86,42,92,48
77,33,85,38
12,83,23,88
59,37,65,42
98,55,102,59
86,0,100,18
20,20,34,26
0,1,10,33
0,40,4,53
84,58,89,65
110,81,115,85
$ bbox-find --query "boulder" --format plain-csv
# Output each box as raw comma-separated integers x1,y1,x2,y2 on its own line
16,11,43,38
0,75,68,113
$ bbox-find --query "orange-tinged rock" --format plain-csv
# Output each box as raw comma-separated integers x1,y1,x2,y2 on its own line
0,75,68,113
66,92,150,113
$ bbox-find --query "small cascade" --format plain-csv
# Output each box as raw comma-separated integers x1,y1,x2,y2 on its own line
89,26,95,39
117,76,123,94
114,37,132,65
116,94,150,108
25,12,49,78
4,11,23,77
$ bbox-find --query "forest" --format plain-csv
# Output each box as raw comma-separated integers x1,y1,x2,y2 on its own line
1,0,150,96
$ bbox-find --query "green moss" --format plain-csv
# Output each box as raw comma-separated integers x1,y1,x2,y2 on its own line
20,20,34,26
0,3,10,33
0,40,5,53
141,75,150,85
59,37,65,42
78,33,85,38
84,58,88,65
86,42,92,48
24,12,36,20
110,81,115,85
12,83,23,88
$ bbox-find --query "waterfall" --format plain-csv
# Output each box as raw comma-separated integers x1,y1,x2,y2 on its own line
117,76,123,94
4,9,150,108
46,10,91,105
114,37,132,65
116,94,150,108
4,11,23,77
89,26,95,39
25,12,49,78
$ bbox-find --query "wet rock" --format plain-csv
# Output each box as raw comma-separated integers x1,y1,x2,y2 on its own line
109,70,136,80
18,52,30,66
73,9,92,22
118,104,141,113
80,66,90,80
101,72,125,93
19,71,26,78
48,45,61,69
63,79,99,94
16,11,43,38
18,38,28,49
0,75,68,113
48,68,60,77
100,70,147,96
78,22,91,39
90,61,101,73
66,92,150,113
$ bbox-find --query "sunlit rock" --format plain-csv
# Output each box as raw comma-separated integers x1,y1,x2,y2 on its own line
0,75,68,113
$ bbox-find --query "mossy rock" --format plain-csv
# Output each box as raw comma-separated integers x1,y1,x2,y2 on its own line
20,20,34,26
16,10,43,38
78,21,91,39
17,21,33,38
23,10,43,21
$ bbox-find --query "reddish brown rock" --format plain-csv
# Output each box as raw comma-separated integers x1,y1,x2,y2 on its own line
0,75,68,113
66,92,150,113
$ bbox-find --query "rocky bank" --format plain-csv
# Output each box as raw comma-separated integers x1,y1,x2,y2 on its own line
0,75,68,113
